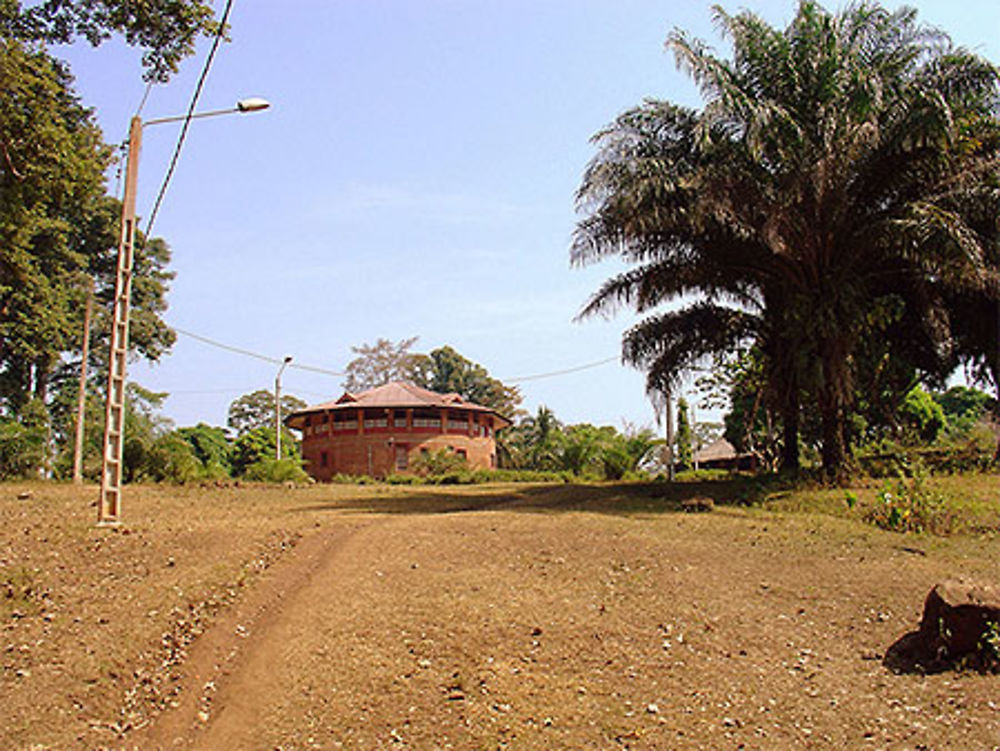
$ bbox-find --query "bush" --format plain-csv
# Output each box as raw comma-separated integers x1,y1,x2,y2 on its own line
242,458,309,484
409,449,468,477
899,387,946,444
145,433,202,484
855,462,954,534
0,419,45,480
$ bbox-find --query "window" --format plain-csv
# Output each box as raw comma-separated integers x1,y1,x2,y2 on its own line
320,451,328,468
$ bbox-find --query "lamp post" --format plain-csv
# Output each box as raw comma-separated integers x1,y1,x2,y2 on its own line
275,356,293,460
98,98,270,525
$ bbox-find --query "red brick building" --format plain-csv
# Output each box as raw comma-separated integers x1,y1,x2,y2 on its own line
285,381,511,480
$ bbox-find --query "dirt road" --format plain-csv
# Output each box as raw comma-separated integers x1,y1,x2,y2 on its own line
127,497,1000,750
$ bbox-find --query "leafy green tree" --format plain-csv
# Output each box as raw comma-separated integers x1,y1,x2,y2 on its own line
0,40,177,481
601,424,658,480
497,406,558,470
230,425,299,477
176,423,232,478
415,345,522,417
557,423,607,475
120,383,172,482
143,432,202,483
1,0,221,82
0,39,110,412
0,398,47,479
934,386,994,432
675,398,693,471
227,389,306,436
899,387,946,445
573,2,1000,478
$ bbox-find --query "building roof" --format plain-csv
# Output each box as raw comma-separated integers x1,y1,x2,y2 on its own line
692,438,740,463
285,381,512,429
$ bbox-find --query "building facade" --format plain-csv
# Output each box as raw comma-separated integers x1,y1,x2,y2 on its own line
285,381,511,480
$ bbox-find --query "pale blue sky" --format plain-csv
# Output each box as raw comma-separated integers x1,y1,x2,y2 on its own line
56,0,1000,430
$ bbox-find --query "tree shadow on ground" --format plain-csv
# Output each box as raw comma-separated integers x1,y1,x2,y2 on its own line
289,478,768,518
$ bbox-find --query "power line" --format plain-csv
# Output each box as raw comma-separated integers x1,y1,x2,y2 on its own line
173,325,619,384
134,81,155,119
504,356,620,383
141,0,236,241
172,327,345,376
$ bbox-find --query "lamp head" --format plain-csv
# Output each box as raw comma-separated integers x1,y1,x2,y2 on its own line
237,97,271,113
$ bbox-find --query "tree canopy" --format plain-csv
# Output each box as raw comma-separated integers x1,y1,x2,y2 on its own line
574,1,1000,477
343,337,522,417
413,345,522,417
1,0,221,81
227,389,306,436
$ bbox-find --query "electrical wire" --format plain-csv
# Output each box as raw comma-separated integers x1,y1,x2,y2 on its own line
504,356,620,383
172,326,617,384
141,0,236,241
172,327,346,376
134,81,155,118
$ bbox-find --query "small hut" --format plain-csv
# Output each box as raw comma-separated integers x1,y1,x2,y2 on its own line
692,438,756,471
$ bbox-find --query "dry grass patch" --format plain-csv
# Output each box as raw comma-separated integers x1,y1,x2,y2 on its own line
0,478,997,750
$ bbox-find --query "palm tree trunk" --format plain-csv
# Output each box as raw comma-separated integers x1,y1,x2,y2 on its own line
780,393,800,472
819,390,847,479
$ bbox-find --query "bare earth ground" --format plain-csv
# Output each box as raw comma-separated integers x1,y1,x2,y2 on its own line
1,479,999,750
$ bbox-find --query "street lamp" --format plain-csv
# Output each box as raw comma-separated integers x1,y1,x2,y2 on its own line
275,356,293,461
98,98,270,526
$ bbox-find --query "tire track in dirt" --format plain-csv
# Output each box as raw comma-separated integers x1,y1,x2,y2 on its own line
124,519,371,750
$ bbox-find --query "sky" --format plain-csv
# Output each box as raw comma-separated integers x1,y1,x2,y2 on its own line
54,0,1000,432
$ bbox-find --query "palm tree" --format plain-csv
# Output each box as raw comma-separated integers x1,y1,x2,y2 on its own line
574,1,999,477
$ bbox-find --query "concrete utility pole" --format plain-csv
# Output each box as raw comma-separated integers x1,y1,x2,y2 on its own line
97,116,142,524
275,356,293,460
691,397,699,472
97,99,270,525
73,275,95,485
664,386,675,481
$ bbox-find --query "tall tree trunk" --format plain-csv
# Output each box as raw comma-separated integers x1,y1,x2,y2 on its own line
33,355,50,402
780,391,800,473
819,390,846,479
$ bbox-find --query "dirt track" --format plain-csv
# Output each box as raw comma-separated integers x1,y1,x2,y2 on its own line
125,494,1000,750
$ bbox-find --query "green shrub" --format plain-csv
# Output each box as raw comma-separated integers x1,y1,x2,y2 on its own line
385,473,420,485
857,462,954,534
0,419,45,480
900,387,946,444
409,449,468,477
145,433,202,484
243,458,309,484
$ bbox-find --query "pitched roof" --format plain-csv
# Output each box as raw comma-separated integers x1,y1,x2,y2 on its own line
286,381,511,428
692,438,740,463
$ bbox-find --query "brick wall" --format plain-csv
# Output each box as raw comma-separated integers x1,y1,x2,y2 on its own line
301,430,498,480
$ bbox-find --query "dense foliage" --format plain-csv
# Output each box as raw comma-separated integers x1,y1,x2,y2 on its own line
499,406,660,480
0,0,220,81
227,389,306,436
0,37,176,478
574,1,1000,477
